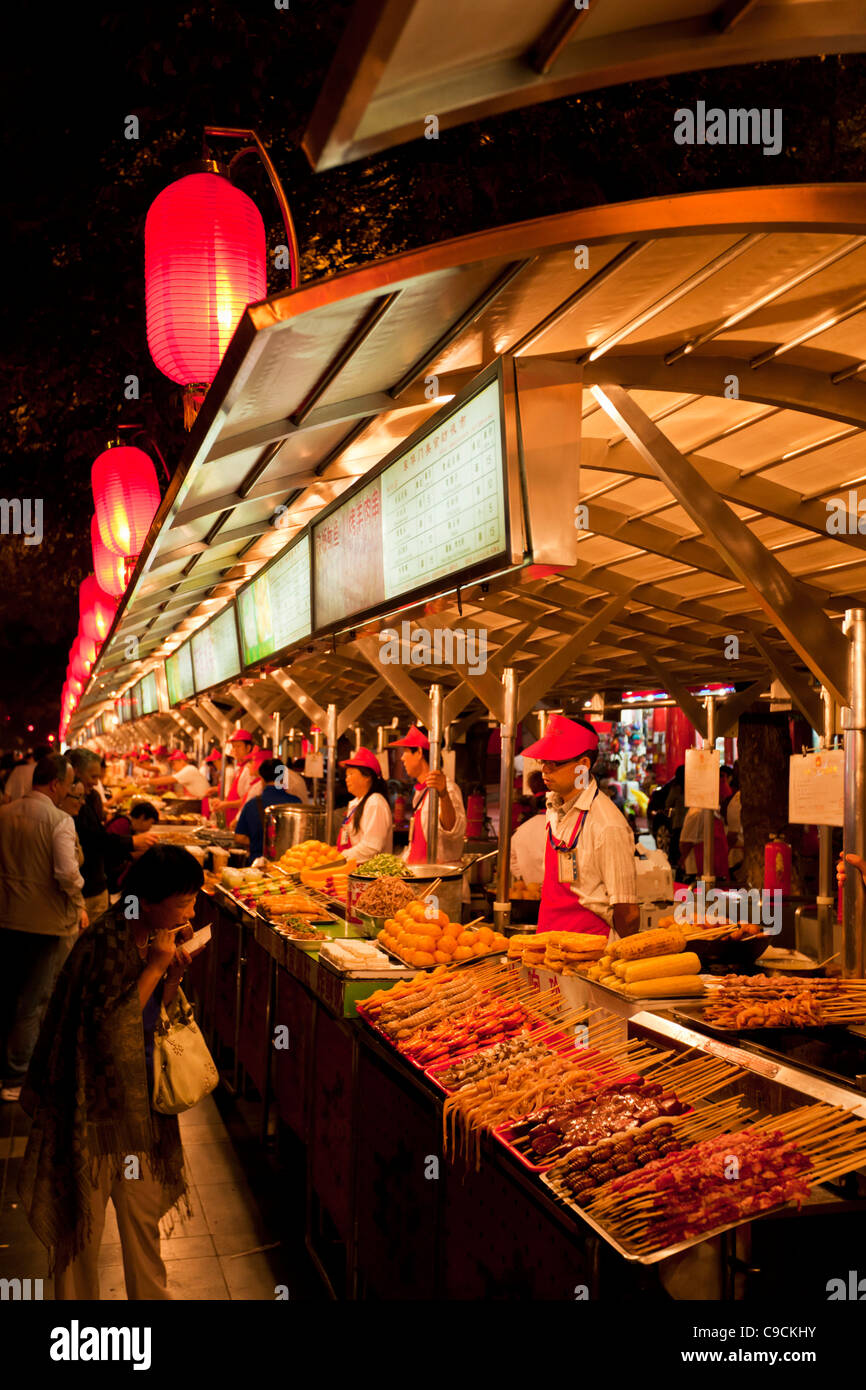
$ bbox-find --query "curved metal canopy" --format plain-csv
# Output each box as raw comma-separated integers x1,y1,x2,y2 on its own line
73,183,866,740
302,0,866,171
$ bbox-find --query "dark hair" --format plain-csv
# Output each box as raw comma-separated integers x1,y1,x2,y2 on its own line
259,758,281,784
350,768,389,833
33,753,70,788
34,744,51,761
129,801,160,824
68,747,100,776
569,718,600,775
122,844,204,904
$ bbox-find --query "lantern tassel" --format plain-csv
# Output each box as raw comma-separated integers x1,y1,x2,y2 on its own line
184,384,208,431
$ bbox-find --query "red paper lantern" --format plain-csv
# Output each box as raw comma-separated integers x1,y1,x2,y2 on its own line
69,647,88,684
78,629,97,669
92,517,128,598
145,170,266,387
79,575,118,644
92,446,160,557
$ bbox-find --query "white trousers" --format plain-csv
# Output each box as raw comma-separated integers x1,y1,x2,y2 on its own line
54,1158,172,1301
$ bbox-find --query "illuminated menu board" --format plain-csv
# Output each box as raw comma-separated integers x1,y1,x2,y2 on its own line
191,606,241,692
382,379,506,594
166,641,195,706
128,684,142,721
238,534,312,668
312,378,508,631
116,692,134,724
139,670,159,716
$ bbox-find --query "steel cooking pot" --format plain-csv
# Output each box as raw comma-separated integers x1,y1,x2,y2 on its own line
264,803,326,860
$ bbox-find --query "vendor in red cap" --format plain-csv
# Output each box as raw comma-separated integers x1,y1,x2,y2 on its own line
144,750,210,804
522,715,638,940
337,748,393,863
393,725,466,864
209,728,258,829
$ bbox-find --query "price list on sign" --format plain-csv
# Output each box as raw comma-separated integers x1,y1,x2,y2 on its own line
239,534,311,667
191,606,241,692
381,379,507,597
166,641,194,706
313,477,385,630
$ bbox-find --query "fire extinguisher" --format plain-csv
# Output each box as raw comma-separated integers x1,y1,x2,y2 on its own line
466,790,485,839
393,792,408,831
764,835,791,895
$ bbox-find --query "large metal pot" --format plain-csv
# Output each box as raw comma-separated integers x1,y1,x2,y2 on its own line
264,803,326,860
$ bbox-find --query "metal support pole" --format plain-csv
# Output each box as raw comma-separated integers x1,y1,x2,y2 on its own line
818,687,837,965
494,668,519,933
272,710,281,759
311,726,322,807
701,695,717,893
843,611,866,979
324,703,338,844
427,684,443,864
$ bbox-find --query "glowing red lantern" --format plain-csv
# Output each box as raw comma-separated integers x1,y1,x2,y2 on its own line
78,629,97,669
92,517,129,598
92,445,160,557
79,575,118,644
145,169,266,389
69,646,88,683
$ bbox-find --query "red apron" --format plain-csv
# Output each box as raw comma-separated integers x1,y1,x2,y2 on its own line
224,759,249,830
337,807,355,854
537,795,609,936
407,785,429,864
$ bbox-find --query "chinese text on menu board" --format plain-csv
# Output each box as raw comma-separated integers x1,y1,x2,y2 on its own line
314,477,385,629
381,379,506,597
192,609,239,691
241,535,312,665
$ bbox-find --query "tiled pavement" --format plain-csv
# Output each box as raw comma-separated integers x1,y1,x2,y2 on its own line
0,1091,326,1301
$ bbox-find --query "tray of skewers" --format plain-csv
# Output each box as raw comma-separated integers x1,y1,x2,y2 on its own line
496,1077,691,1173
426,1022,600,1096
556,1102,866,1265
676,972,866,1031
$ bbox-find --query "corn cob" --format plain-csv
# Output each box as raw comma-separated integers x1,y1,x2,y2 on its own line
621,976,705,998
612,927,686,961
621,952,702,983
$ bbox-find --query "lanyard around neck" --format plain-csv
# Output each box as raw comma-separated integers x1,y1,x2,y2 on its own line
548,787,599,852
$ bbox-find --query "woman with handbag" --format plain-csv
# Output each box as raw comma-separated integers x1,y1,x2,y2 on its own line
18,844,216,1300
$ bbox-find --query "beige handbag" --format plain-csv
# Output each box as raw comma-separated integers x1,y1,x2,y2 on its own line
152,987,219,1114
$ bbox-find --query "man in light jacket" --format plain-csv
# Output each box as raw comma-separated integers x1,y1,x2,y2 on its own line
0,754,88,1102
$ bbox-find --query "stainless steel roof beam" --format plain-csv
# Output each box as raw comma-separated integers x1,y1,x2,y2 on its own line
752,634,823,732
593,384,850,705
515,592,632,722
354,636,433,727
336,677,388,738
644,652,708,738
588,355,866,430
526,0,598,74
270,669,328,727
714,679,767,737
665,236,866,364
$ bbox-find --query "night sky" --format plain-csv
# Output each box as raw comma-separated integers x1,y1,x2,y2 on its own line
2,2,865,746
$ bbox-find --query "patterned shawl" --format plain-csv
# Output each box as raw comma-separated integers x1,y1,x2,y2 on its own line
17,907,189,1273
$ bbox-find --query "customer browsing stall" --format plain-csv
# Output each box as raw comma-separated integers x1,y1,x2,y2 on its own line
392,725,466,863
234,759,300,864
145,750,210,805
521,715,638,940
337,748,394,862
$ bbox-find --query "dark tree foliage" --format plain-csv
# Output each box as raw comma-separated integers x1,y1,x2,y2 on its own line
1,1,864,743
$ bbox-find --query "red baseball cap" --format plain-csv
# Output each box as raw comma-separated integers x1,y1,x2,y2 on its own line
340,747,382,775
229,727,255,744
522,714,599,762
205,749,222,764
153,745,169,757
169,750,188,762
390,725,430,751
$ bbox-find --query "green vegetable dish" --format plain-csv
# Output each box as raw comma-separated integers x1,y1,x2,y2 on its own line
357,853,409,878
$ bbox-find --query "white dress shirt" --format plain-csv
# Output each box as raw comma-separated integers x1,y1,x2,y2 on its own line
509,812,547,884
173,763,210,798
4,761,35,801
339,792,394,862
545,777,637,930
